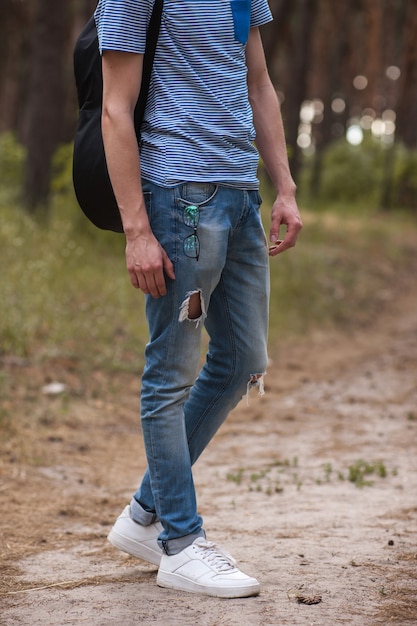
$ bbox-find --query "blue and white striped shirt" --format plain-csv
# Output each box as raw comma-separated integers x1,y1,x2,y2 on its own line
95,0,272,188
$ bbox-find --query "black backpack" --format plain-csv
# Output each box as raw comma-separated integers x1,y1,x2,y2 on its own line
72,2,163,233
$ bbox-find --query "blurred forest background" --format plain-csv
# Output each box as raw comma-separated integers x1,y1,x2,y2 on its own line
1,0,417,211
0,0,416,363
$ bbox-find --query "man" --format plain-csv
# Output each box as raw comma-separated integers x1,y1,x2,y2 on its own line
95,0,302,598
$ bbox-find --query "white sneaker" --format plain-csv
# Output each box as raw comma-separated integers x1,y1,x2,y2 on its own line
157,537,260,598
107,505,162,566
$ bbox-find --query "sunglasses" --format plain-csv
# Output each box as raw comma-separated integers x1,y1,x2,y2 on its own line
183,204,200,261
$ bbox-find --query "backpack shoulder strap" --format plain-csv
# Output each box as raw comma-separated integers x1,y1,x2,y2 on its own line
134,0,164,135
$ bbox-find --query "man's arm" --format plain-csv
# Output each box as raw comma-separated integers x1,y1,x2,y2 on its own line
101,50,175,296
246,27,302,255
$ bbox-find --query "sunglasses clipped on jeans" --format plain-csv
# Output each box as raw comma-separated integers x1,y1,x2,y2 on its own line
183,204,200,261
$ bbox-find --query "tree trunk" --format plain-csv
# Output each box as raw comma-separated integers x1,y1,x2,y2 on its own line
0,1,32,134
364,0,385,116
395,1,417,148
283,0,318,183
309,0,350,197
23,0,71,212
261,0,294,85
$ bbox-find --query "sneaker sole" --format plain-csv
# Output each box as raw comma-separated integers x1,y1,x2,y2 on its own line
156,570,260,598
107,527,161,566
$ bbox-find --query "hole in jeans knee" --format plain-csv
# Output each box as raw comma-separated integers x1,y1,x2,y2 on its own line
178,289,206,326
188,292,202,319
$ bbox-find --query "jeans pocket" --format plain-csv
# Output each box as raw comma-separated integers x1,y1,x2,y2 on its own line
255,189,263,208
142,191,153,221
179,183,218,207
230,0,251,45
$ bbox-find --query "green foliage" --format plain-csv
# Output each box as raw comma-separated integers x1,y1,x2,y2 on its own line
51,142,75,198
298,135,384,208
320,137,385,205
51,141,110,235
298,135,417,212
391,143,417,209
0,133,140,367
348,460,387,488
0,132,26,201
225,458,390,494
265,207,416,339
0,195,145,369
226,469,244,484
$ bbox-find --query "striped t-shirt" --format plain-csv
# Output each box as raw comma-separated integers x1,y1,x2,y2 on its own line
94,0,273,189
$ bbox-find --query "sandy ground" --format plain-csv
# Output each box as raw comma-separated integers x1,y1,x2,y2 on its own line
1,292,416,625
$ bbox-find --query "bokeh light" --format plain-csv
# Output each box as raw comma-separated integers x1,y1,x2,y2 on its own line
346,125,364,145
353,75,368,90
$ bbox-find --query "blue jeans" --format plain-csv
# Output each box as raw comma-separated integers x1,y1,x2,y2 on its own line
131,181,270,555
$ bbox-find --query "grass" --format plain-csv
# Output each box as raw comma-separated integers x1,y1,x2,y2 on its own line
0,183,416,370
0,194,147,370
225,457,391,494
266,206,416,340
347,459,387,487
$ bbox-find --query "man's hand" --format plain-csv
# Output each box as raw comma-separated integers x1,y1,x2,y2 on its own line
268,194,303,256
126,230,175,298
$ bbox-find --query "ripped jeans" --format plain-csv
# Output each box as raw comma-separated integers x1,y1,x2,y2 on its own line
132,180,270,554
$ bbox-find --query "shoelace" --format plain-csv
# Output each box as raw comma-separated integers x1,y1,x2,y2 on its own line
193,539,237,572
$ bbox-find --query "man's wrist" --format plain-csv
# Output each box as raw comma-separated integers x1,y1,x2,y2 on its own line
119,202,150,239
124,225,152,241
276,181,297,198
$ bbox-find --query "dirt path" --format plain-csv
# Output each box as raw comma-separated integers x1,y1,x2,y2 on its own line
1,293,416,625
